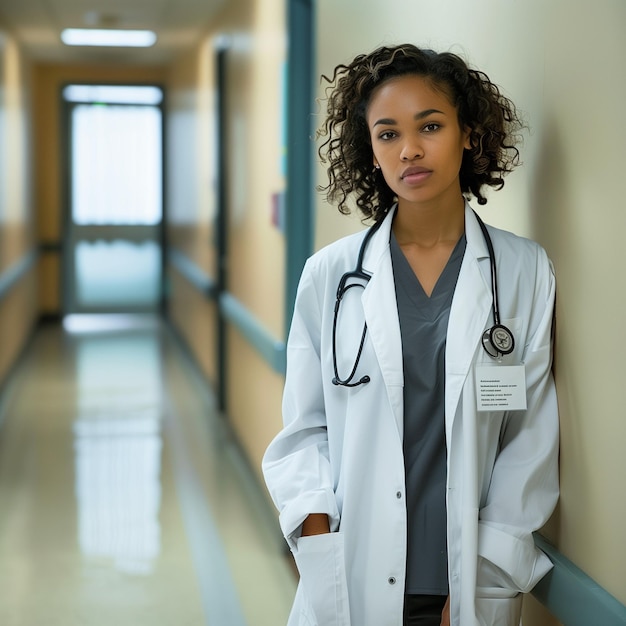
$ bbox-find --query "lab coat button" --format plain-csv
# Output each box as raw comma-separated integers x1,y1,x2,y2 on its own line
388,577,397,585
396,491,402,499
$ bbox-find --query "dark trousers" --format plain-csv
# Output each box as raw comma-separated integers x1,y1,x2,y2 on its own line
403,594,447,626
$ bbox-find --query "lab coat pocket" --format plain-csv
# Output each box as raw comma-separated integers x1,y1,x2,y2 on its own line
294,532,351,626
475,587,522,626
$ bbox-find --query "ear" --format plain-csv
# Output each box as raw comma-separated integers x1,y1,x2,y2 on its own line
373,159,380,169
463,127,472,150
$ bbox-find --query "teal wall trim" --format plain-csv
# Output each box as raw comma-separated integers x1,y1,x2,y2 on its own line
0,250,39,399
169,248,216,297
0,250,38,302
167,250,286,376
219,293,286,375
533,534,626,625
284,0,315,336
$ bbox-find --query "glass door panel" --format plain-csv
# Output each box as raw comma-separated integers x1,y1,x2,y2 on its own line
64,86,164,314
75,240,161,308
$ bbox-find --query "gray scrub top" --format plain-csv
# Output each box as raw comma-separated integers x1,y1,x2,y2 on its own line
390,230,466,595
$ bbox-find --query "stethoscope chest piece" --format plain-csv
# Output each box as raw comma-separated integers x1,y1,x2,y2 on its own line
482,324,515,358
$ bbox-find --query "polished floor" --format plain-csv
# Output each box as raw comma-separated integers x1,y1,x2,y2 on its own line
0,316,295,626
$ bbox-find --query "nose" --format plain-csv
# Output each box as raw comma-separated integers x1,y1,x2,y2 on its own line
400,137,423,161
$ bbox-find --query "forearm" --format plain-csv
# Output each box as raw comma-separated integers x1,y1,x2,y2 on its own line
302,513,331,536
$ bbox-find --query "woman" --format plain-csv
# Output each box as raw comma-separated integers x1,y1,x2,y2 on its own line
262,44,559,626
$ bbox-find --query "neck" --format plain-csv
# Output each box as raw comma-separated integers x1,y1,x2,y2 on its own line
393,195,466,248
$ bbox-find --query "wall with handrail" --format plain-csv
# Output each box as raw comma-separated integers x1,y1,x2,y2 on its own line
165,0,287,478
0,27,37,390
313,1,626,622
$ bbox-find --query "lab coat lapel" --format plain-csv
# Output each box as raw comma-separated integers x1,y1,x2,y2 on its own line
445,205,493,433
357,205,493,438
360,209,404,435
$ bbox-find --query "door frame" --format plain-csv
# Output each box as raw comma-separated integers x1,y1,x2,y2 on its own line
215,44,230,412
284,0,316,331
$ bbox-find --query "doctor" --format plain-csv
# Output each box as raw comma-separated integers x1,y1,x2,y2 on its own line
263,44,559,626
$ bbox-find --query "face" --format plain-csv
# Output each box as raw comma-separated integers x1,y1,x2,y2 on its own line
366,74,471,211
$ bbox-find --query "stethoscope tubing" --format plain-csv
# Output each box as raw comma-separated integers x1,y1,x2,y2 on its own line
473,211,515,359
331,284,370,386
331,220,382,386
473,211,502,327
331,210,515,387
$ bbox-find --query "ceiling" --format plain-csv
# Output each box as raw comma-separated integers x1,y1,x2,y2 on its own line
0,0,226,65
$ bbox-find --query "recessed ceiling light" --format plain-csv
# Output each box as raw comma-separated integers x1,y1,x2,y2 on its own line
60,28,157,48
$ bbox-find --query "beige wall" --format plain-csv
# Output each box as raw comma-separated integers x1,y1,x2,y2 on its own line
315,0,626,621
166,36,219,386
166,0,286,476
31,63,167,315
0,27,37,385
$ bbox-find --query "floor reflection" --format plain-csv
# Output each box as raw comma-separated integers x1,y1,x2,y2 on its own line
73,331,162,575
0,318,295,625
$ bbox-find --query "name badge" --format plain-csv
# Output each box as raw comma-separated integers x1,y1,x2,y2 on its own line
476,365,527,411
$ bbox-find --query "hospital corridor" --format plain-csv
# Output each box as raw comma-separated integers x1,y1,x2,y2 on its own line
1,0,626,625
0,316,294,625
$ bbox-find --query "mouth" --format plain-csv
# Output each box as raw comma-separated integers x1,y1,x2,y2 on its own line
401,166,431,179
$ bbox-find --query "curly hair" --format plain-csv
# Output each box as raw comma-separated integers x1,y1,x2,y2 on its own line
317,44,525,222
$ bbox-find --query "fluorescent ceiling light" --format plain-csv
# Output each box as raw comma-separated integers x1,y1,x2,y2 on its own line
61,28,157,48
63,85,163,105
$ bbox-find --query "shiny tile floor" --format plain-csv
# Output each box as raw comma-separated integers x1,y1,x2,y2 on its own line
0,316,295,626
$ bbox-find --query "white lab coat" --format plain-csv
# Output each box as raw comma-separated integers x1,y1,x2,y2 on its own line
263,203,559,626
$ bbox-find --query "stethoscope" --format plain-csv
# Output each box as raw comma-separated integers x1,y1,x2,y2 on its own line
331,211,515,388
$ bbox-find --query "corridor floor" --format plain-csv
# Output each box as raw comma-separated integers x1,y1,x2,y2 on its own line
0,316,295,626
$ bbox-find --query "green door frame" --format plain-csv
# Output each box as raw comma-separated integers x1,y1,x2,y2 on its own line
284,0,316,335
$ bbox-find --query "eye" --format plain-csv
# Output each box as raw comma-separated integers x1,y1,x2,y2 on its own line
378,130,397,141
422,123,441,133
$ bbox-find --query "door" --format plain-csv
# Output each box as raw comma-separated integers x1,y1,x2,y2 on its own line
63,84,164,314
